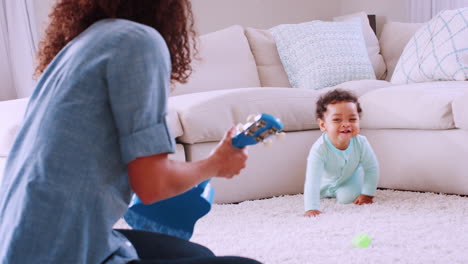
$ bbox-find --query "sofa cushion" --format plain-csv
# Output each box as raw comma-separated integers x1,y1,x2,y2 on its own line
359,81,468,129
166,108,184,139
379,22,424,81
452,90,468,130
170,88,322,144
392,8,468,84
171,25,261,96
333,12,387,80
244,28,292,88
0,98,183,158
170,82,391,144
270,19,375,90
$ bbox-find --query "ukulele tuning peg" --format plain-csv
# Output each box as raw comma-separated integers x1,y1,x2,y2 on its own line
246,114,256,123
263,138,273,147
276,132,286,140
236,123,244,133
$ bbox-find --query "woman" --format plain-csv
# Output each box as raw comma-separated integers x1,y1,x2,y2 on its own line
0,1,260,263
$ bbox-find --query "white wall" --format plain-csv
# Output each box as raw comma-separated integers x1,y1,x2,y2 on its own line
0,0,40,101
191,0,412,36
339,0,410,36
33,0,55,43
32,0,411,38
191,0,341,34
0,18,15,100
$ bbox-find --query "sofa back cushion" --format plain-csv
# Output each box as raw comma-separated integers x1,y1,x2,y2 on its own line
379,22,424,81
171,25,261,96
244,28,292,88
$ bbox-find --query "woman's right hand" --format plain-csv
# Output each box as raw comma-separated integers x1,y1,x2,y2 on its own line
208,126,248,179
304,210,321,217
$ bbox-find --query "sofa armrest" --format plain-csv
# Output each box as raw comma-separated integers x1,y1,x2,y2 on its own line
0,98,29,157
452,90,468,130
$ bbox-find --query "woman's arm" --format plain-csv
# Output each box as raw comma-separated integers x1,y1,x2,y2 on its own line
128,127,248,204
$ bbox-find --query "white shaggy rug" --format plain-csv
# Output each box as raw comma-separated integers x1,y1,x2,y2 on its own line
116,189,468,263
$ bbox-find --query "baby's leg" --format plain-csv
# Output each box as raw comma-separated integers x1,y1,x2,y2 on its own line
335,170,362,204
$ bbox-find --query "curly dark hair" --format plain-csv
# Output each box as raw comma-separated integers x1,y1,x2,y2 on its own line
34,0,197,84
315,89,362,120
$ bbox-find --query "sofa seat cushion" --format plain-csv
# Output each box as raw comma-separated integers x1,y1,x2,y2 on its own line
170,83,387,144
452,90,468,130
0,98,183,158
324,79,393,97
360,81,468,129
170,88,322,144
166,108,183,139
171,25,261,96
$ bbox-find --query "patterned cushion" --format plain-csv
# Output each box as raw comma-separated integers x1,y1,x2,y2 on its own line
391,8,468,84
333,12,387,80
269,19,375,90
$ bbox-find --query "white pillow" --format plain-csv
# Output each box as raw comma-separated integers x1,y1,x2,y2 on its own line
391,8,468,84
270,19,375,90
333,12,387,80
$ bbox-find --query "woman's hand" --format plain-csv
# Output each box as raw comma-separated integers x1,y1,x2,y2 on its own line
208,126,248,179
127,126,248,204
304,210,321,217
353,194,374,205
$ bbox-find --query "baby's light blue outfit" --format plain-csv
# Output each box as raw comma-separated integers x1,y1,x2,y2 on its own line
0,19,175,263
304,134,379,211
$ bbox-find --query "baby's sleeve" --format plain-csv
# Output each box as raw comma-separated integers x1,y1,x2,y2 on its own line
304,146,325,211
359,136,380,196
106,27,176,164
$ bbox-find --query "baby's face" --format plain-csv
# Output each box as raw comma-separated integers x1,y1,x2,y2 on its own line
318,102,360,150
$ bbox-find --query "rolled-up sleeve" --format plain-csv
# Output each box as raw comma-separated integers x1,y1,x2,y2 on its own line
106,27,175,164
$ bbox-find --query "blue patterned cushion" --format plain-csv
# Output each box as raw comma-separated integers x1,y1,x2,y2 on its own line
392,8,468,84
270,20,375,90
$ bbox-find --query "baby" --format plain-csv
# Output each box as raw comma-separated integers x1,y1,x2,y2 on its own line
304,89,379,217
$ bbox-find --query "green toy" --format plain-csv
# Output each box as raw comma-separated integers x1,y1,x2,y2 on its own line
352,233,371,248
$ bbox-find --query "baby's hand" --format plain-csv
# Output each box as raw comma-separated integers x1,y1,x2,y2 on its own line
353,194,373,205
304,210,321,217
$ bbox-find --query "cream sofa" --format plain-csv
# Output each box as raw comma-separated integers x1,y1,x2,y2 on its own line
1,21,467,204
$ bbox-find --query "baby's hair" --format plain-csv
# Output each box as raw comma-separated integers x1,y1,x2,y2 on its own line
315,89,362,120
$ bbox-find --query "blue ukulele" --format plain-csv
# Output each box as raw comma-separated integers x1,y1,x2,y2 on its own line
124,113,284,240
